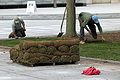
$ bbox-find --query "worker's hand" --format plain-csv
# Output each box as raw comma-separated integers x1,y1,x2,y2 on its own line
88,30,92,35
79,41,85,44
101,36,105,41
22,28,26,31
24,29,26,31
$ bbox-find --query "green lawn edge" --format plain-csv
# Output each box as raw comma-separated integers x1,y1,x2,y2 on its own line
0,37,63,47
80,41,120,61
0,37,120,61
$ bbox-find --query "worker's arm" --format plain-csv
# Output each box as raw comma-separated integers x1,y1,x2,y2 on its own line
78,17,82,26
96,23,103,34
12,23,15,32
96,23,105,40
78,17,91,34
81,20,91,34
20,19,26,31
84,26,91,34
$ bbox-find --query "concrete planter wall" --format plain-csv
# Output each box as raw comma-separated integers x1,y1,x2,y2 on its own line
9,39,80,66
92,0,111,4
111,0,120,3
0,0,120,5
86,0,92,4
0,0,85,5
86,0,120,4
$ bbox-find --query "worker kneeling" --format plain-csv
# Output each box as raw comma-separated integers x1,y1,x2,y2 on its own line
9,17,26,39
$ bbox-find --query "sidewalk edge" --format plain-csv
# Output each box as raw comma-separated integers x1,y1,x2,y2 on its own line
80,56,120,65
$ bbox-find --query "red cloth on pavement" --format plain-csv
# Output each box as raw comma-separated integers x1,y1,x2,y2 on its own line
82,67,100,75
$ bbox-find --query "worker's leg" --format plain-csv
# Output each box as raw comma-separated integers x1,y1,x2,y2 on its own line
89,24,97,39
15,30,22,37
8,32,15,38
87,21,97,39
20,28,26,37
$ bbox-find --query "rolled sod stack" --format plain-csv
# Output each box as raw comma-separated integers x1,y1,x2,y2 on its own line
9,39,80,66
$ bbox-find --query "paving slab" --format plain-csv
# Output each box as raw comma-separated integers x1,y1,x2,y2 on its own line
0,3,120,20
0,3,120,39
0,19,120,39
0,49,120,80
0,3,120,80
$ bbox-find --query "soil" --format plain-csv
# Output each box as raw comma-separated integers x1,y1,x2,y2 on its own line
85,31,120,42
0,31,120,52
0,31,120,66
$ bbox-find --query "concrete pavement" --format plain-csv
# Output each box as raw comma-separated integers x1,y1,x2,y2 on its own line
0,3,120,20
0,48,120,80
0,3,120,80
1,19,120,39
1,3,120,39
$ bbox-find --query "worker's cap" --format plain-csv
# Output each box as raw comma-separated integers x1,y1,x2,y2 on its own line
14,17,19,24
92,15,99,23
14,17,19,20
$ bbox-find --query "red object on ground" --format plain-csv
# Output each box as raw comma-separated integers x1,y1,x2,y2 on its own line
82,67,100,75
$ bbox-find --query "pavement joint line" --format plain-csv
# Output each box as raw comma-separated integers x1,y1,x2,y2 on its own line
0,46,120,65
0,46,11,49
0,67,46,80
80,57,120,65
1,13,120,20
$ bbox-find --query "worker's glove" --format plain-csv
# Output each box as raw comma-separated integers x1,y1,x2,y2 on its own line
22,28,26,31
88,30,92,35
79,41,85,44
24,29,26,31
101,36,105,41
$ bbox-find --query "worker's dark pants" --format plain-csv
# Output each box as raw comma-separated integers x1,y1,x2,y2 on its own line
80,18,97,41
15,28,26,37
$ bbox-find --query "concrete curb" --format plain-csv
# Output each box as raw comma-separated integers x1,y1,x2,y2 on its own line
0,13,120,20
0,45,120,65
80,56,120,65
0,46,11,50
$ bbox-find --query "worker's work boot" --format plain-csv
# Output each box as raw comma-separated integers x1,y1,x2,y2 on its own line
79,41,85,44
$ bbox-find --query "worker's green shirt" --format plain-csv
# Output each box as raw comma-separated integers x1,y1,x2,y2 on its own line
78,12,92,28
12,18,25,32
78,12,103,34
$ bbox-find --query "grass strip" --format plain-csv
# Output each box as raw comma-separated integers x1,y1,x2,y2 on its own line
0,37,62,47
80,41,120,61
